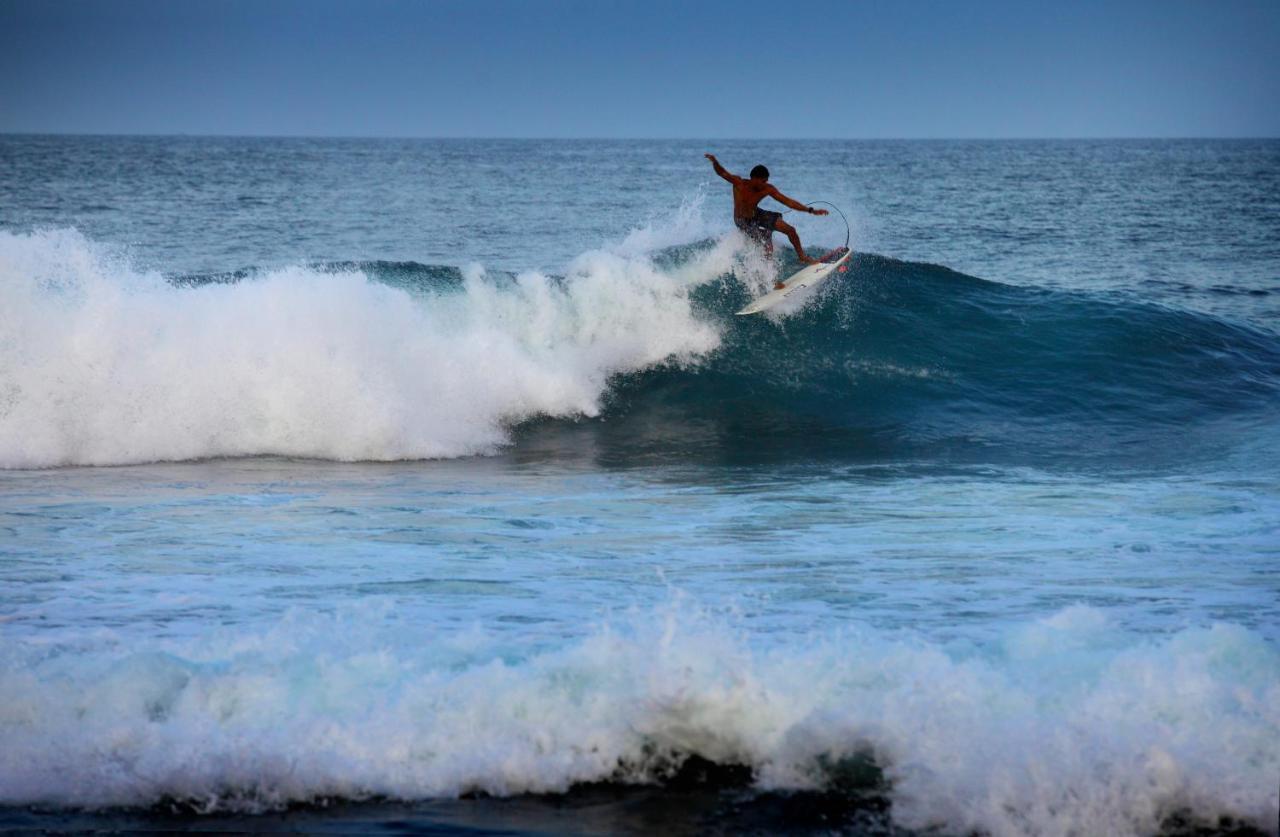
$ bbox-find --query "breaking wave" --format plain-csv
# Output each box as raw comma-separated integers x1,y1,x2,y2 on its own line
1,227,1277,469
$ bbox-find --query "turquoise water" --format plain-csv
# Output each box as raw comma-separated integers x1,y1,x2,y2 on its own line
1,137,1278,835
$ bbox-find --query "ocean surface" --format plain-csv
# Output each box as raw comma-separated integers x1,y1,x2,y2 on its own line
1,136,1278,836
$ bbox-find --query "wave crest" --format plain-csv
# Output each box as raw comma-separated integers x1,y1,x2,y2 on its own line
1,603,1276,834
0,228,720,468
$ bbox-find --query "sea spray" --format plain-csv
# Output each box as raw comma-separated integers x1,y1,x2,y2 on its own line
0,228,720,468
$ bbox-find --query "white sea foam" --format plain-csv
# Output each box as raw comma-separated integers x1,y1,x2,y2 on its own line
0,228,724,468
0,604,1275,835
614,189,721,257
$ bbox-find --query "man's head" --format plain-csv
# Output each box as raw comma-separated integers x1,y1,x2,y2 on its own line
750,164,769,182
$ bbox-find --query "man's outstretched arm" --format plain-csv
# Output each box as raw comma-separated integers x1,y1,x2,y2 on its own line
705,153,740,184
768,187,828,215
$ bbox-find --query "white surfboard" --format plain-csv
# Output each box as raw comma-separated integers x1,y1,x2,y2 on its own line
735,248,852,316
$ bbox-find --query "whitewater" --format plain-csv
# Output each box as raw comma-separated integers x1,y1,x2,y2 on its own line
0,226,724,467
1,136,1278,836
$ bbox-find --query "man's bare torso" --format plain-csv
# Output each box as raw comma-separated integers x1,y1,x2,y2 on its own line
732,180,774,220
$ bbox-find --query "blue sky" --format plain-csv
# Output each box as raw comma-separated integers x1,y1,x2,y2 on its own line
2,0,1277,138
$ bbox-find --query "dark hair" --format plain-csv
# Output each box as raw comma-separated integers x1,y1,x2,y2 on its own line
750,164,769,180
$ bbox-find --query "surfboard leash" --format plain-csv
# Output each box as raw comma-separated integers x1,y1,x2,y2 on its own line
786,200,851,255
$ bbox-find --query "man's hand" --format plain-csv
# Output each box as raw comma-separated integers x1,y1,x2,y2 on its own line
810,207,829,216
705,153,717,162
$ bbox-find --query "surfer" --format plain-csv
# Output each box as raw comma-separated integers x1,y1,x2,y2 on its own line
705,153,828,287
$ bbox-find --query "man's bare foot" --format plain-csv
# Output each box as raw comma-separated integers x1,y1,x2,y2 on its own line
798,255,819,265
774,281,787,290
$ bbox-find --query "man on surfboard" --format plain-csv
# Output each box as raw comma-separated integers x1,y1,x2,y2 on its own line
705,153,828,288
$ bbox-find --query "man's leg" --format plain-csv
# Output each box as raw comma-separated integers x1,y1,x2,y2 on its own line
775,218,816,264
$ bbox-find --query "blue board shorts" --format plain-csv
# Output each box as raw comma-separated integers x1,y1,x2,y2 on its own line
735,209,781,243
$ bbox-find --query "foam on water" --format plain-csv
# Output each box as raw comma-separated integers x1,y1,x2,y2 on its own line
0,228,720,468
0,603,1275,835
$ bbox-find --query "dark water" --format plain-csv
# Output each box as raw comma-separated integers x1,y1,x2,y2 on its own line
1,136,1277,836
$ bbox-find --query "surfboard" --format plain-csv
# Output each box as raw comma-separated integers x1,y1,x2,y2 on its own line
735,247,852,316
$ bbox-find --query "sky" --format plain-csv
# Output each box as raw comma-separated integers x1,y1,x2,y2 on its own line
1,0,1277,139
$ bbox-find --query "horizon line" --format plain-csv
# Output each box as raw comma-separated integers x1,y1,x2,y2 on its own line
3,131,1277,143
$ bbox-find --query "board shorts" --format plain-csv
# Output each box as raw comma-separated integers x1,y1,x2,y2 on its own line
735,208,781,244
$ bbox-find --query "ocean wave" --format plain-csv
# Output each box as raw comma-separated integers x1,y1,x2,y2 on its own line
585,249,1280,468
0,228,721,468
0,603,1276,835
1,227,1277,469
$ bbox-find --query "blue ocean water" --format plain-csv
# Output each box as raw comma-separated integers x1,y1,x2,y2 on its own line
1,136,1278,835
